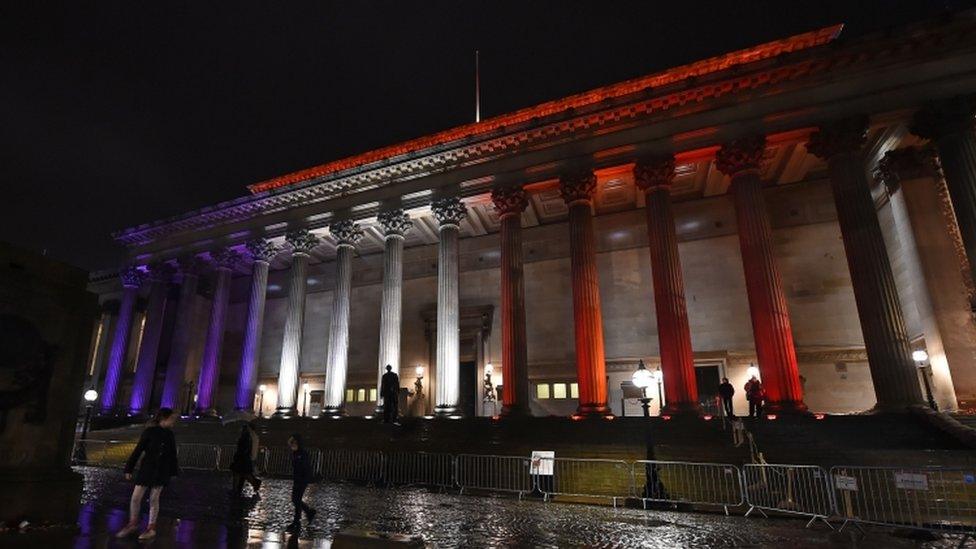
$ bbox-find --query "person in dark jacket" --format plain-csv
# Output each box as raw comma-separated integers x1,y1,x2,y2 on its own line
718,378,735,418
116,407,180,540
745,376,764,418
380,364,400,424
230,421,262,497
287,433,316,532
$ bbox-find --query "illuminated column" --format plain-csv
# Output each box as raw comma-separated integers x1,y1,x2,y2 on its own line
322,221,364,416
559,171,610,417
491,186,531,416
128,262,174,415
99,266,143,414
234,239,279,412
375,210,412,413
912,96,976,296
432,197,467,416
194,248,239,415
87,300,118,392
275,229,320,417
634,156,700,414
808,118,924,409
160,256,202,409
717,136,806,413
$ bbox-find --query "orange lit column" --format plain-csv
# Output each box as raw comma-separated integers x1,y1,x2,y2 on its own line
559,171,610,417
808,118,924,410
491,185,530,417
634,156,700,414
716,137,806,413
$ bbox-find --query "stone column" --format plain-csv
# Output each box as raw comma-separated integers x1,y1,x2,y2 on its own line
634,156,701,414
375,210,412,413
234,239,279,412
808,118,924,409
490,186,531,417
88,300,119,392
322,221,364,416
160,257,202,410
194,248,239,415
128,262,174,415
432,197,467,416
717,136,806,413
912,96,976,301
275,229,320,417
99,266,143,414
559,171,610,417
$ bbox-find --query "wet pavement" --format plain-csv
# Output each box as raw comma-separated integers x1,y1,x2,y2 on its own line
2,467,972,548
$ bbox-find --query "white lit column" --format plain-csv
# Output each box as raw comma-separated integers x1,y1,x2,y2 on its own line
275,229,320,417
432,197,467,416
375,210,412,413
323,220,363,416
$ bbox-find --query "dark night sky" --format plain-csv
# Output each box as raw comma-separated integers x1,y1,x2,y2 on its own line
2,1,972,271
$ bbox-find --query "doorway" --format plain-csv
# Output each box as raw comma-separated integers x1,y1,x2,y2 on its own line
695,364,721,414
458,361,477,417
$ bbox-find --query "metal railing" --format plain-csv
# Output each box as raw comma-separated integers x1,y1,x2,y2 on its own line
743,464,834,528
634,460,744,515
318,448,382,484
456,454,534,498
177,443,222,471
382,451,455,488
543,458,633,507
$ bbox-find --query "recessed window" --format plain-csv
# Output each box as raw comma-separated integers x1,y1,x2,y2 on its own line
537,384,550,399
357,388,366,402
369,388,377,401
346,389,354,402
570,383,579,399
553,383,567,399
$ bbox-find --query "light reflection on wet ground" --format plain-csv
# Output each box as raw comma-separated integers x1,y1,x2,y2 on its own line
13,467,971,548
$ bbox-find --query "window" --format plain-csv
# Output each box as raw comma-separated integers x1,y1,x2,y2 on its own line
369,388,377,401
346,389,354,402
357,388,366,402
536,384,550,399
570,383,579,399
553,383,567,399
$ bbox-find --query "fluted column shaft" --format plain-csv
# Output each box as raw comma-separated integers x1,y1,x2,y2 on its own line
809,119,924,409
375,210,410,412
323,244,356,414
717,137,806,412
432,197,466,416
100,268,142,414
128,265,172,415
635,158,700,413
492,187,530,416
560,173,610,416
276,250,313,416
160,261,200,409
235,240,276,411
195,254,235,414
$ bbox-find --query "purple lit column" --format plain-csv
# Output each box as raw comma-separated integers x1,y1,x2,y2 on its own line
234,239,279,412
160,257,201,409
128,263,174,415
194,248,239,415
100,266,143,414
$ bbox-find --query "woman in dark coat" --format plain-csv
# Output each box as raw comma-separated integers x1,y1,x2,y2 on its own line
230,421,262,497
287,433,316,532
116,407,180,540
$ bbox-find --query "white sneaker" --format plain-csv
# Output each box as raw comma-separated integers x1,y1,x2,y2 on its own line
115,522,139,538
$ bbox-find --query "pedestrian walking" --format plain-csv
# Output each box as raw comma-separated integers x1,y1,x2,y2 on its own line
745,376,764,418
718,377,735,418
116,407,180,540
380,364,400,425
230,420,262,498
287,433,316,533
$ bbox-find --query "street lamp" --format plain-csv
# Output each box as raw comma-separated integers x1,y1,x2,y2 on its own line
632,360,654,418
912,349,938,411
652,368,664,413
302,382,310,417
74,387,98,463
257,384,267,418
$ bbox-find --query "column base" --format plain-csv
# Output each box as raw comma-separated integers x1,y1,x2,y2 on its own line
272,407,298,419
322,406,346,418
191,409,221,420
434,404,460,418
500,404,532,418
762,400,810,415
575,403,611,418
662,402,703,416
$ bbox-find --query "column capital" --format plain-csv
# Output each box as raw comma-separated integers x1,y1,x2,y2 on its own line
176,255,204,276
120,266,144,288
874,146,941,194
210,247,240,270
490,186,528,219
715,136,767,177
377,209,413,238
146,262,175,283
245,238,280,263
634,155,676,192
431,197,467,228
911,95,976,140
285,228,320,256
806,116,869,160
330,220,364,248
559,170,597,206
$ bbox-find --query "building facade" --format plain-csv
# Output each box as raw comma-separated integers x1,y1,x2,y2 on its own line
86,12,976,419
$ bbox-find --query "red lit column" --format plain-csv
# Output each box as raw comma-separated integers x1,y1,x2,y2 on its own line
560,171,610,417
491,185,530,417
808,118,924,410
634,156,700,414
716,137,806,413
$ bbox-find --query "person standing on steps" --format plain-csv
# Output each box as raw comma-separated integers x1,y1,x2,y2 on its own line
230,420,262,498
287,433,316,533
380,364,400,425
116,408,180,541
718,377,735,418
745,376,764,418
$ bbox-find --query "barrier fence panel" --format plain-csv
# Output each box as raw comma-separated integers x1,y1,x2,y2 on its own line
260,446,293,476
217,445,238,471
743,464,834,528
633,460,744,515
544,458,633,507
177,443,220,470
73,439,135,468
456,454,533,497
831,466,976,537
382,451,455,488
317,448,382,484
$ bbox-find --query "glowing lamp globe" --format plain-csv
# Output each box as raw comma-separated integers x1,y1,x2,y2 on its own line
83,389,98,403
632,360,653,389
485,362,493,375
258,384,267,393
415,365,424,376
912,350,929,363
747,365,760,379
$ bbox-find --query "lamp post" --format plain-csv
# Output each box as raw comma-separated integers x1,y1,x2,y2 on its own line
73,387,98,463
257,384,266,417
632,360,654,418
653,368,664,414
912,350,938,411
302,382,310,417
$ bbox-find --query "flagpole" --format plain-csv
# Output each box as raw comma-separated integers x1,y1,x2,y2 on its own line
475,50,480,123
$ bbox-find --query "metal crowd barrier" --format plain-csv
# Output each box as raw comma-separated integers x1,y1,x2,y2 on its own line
177,443,221,471
633,460,744,515
831,465,976,538
543,458,633,507
743,464,834,528
456,454,534,498
382,451,455,488
318,448,382,484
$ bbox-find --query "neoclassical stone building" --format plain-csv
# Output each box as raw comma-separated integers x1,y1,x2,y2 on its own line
86,12,976,420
